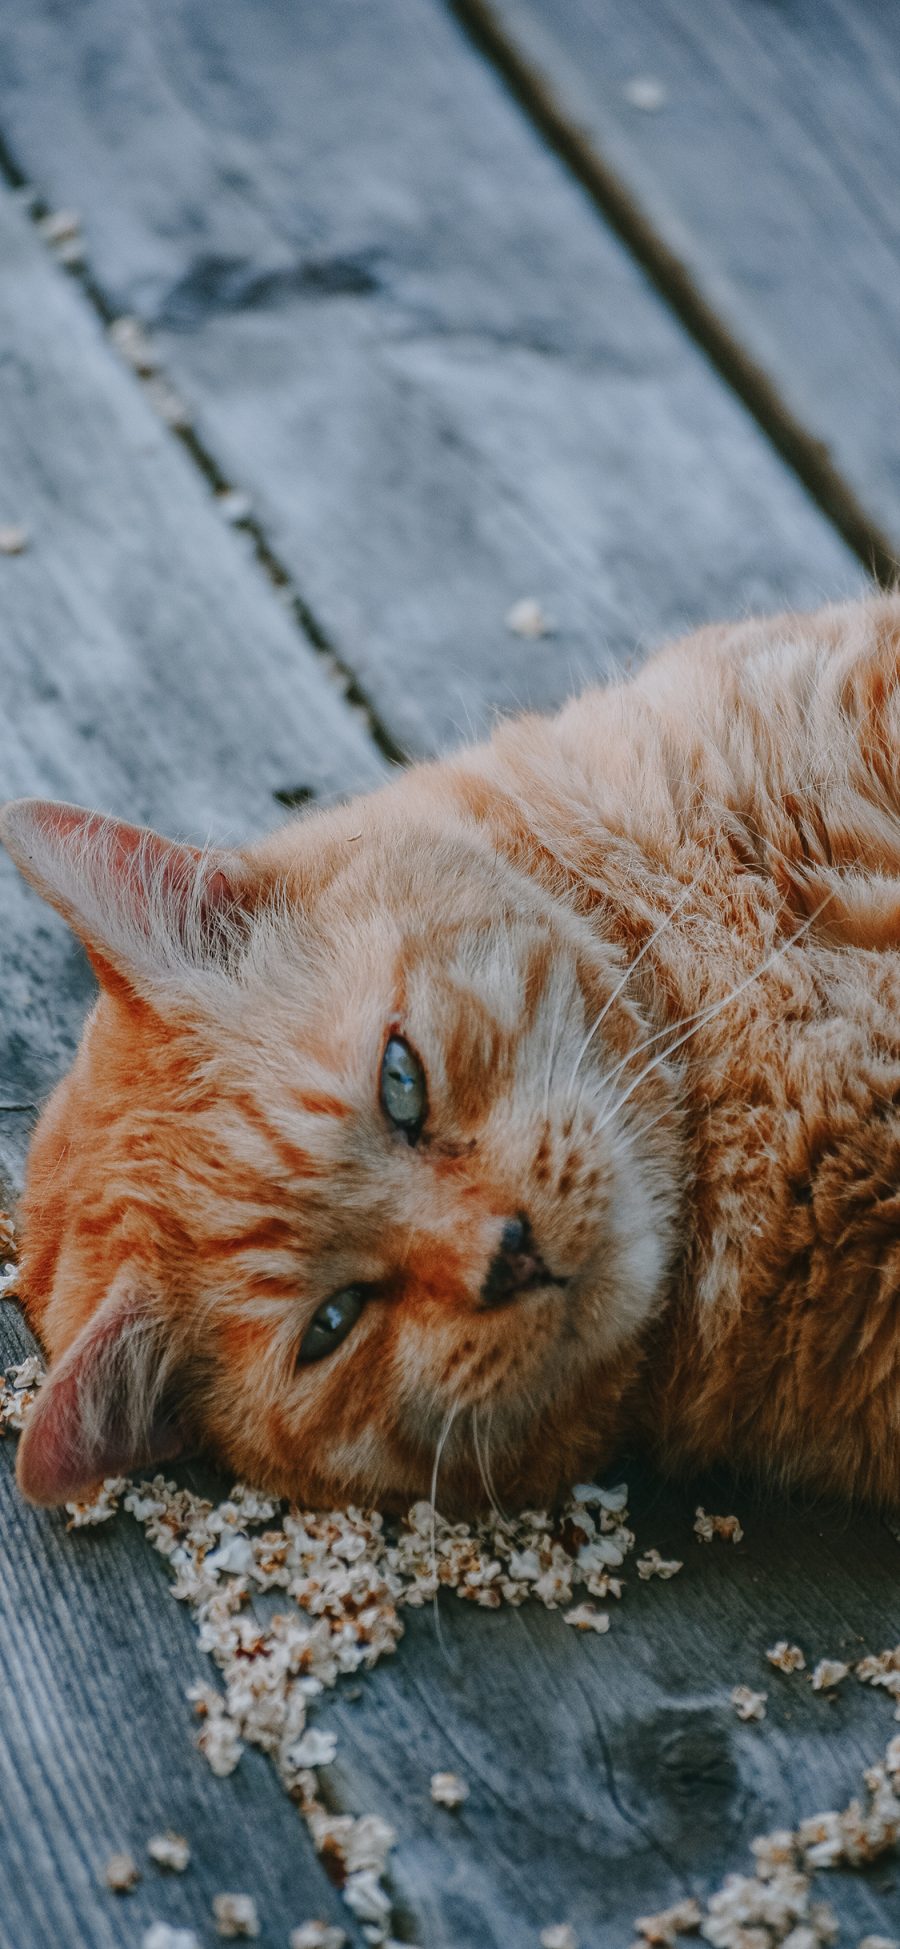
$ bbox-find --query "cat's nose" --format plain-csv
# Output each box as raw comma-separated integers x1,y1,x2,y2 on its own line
480,1214,552,1309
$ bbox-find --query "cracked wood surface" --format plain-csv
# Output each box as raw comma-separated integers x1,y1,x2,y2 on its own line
0,0,858,758
0,4,898,1945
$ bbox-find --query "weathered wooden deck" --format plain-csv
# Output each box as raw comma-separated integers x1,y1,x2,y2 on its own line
0,4,898,1944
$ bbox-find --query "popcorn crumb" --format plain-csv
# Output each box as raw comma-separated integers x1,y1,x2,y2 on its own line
289,1926,348,1949
109,314,160,377
102,1850,140,1893
767,1641,806,1674
635,1897,702,1942
0,524,29,556
731,1685,767,1721
857,1938,899,1949
217,489,253,525
38,207,81,245
430,1770,469,1808
563,1602,610,1632
636,1549,683,1581
143,1928,200,1949
505,596,555,638
623,76,668,112
541,1927,579,1949
810,1659,850,1692
147,1831,191,1873
212,1891,260,1938
694,1507,744,1544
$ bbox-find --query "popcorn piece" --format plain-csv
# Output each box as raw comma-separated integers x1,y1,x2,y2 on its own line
623,76,668,113
636,1550,683,1581
767,1642,806,1674
102,1850,140,1893
143,1928,200,1949
505,597,555,639
731,1686,767,1722
0,525,29,556
66,1478,126,1528
541,1927,580,1949
212,1891,260,1938
38,208,81,245
563,1603,610,1634
810,1660,850,1692
430,1771,469,1808
109,314,160,376
857,1938,899,1949
288,1728,338,1768
289,1926,348,1949
635,1897,702,1942
694,1507,744,1544
342,1870,392,1925
147,1831,191,1873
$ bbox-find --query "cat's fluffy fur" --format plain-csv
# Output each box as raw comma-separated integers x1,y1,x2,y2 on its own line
6,594,900,1511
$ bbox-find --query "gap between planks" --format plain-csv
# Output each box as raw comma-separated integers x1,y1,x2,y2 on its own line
0,131,407,775
445,0,900,588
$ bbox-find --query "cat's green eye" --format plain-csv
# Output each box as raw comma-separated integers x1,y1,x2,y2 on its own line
380,1035,427,1139
298,1287,366,1363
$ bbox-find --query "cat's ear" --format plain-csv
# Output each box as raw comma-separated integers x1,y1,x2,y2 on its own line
0,798,259,997
16,1279,188,1506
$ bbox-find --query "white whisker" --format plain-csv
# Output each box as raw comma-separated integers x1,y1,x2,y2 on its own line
566,876,700,1102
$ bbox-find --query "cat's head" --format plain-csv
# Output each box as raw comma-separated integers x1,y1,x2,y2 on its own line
1,775,681,1513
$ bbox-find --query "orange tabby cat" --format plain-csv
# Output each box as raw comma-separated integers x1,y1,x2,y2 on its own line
5,594,900,1512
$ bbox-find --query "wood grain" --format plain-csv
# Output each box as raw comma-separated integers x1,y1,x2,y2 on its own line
0,180,381,1199
451,0,900,568
0,0,859,756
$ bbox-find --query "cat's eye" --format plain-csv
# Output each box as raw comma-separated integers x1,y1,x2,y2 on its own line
380,1035,427,1139
298,1287,366,1363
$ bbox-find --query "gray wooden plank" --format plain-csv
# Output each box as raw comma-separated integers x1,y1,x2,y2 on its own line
0,0,861,758
318,1471,900,1947
0,176,382,1194
449,0,900,570
0,180,382,1946
0,1305,362,1949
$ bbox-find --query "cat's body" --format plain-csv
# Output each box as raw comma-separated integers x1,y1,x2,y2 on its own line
6,595,900,1510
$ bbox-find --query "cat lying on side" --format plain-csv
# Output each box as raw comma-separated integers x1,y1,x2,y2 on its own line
5,595,900,1514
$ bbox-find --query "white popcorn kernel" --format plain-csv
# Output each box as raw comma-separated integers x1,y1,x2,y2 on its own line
212,1891,260,1938
766,1642,806,1674
147,1832,191,1873
430,1770,469,1808
289,1926,348,1949
102,1850,140,1893
636,1550,683,1581
142,1927,200,1949
694,1507,744,1544
541,1927,580,1949
810,1659,850,1691
731,1686,767,1722
0,525,30,556
563,1603,610,1634
505,596,555,638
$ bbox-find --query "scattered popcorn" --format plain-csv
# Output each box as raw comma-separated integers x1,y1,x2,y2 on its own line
767,1642,806,1674
289,1927,348,1949
505,596,555,638
563,1603,610,1633
623,76,668,112
541,1927,580,1949
213,1892,260,1938
0,524,29,556
143,1928,200,1949
810,1660,850,1692
635,1897,702,1942
694,1508,744,1544
636,1550,683,1581
102,1850,140,1893
731,1685,767,1721
147,1832,191,1873
66,1477,126,1528
0,1359,43,1435
430,1770,469,1808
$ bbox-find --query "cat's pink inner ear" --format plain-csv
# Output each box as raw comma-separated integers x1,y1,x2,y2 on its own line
16,1286,186,1507
0,797,253,988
